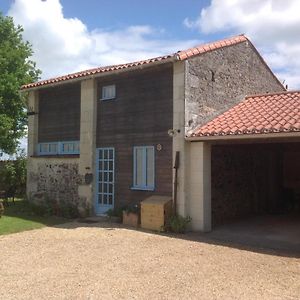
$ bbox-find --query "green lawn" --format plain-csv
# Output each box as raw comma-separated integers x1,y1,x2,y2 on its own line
0,200,68,236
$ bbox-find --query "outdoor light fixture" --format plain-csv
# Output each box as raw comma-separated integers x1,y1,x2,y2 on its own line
26,106,38,116
167,129,181,137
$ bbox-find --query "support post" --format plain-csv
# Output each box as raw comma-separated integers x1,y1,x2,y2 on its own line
188,142,211,232
78,78,97,214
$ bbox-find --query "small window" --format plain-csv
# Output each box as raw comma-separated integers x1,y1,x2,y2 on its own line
37,141,80,155
133,146,155,190
38,142,58,155
61,141,80,154
101,85,116,100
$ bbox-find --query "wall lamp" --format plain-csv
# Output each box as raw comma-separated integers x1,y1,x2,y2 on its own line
27,106,38,116
167,129,181,137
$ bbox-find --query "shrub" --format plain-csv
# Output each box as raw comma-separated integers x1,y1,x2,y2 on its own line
165,214,192,233
124,203,140,215
0,150,27,198
59,202,79,219
29,202,52,217
106,207,124,219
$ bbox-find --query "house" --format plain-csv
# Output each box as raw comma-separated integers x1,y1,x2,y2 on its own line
23,34,300,231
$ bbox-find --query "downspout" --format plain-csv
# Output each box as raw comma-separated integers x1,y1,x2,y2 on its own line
173,151,180,215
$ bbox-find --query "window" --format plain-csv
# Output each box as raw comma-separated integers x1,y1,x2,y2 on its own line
38,142,58,155
101,84,116,100
60,141,80,154
133,146,155,190
38,141,80,155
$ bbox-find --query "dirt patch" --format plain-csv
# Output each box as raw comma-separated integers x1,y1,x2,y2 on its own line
0,222,299,299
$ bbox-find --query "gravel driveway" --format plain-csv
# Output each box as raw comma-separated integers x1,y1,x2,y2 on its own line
0,222,299,300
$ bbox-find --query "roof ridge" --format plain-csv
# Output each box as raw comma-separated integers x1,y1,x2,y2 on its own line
245,89,300,99
20,34,252,90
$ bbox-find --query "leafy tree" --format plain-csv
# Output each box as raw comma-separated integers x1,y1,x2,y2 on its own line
0,150,27,197
0,12,41,154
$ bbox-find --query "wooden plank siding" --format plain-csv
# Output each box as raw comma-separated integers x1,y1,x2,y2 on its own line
38,83,81,142
96,63,173,208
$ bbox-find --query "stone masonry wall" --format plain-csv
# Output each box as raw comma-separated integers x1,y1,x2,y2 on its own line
185,41,285,134
27,157,90,216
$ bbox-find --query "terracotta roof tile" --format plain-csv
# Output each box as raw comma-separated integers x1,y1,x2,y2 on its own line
191,91,300,137
22,35,248,90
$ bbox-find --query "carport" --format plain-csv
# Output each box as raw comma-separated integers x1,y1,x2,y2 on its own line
186,91,300,244
211,140,300,227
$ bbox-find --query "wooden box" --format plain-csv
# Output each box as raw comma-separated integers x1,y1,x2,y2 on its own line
123,211,139,227
141,196,173,231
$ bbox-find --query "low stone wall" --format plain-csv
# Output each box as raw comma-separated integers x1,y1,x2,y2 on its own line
27,157,90,217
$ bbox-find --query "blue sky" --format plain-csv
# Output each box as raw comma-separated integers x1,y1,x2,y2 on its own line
1,0,300,89
0,0,300,157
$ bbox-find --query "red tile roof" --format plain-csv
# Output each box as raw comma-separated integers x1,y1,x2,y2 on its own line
191,91,300,138
21,35,248,90
176,34,247,60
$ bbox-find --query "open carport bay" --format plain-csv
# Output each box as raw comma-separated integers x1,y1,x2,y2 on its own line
211,141,300,248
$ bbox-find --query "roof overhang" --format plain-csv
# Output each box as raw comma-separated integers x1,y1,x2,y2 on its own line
21,56,176,92
186,131,300,142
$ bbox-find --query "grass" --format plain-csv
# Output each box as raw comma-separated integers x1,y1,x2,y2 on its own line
0,199,68,236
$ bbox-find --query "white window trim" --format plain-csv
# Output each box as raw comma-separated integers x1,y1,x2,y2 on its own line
100,84,116,101
132,146,155,191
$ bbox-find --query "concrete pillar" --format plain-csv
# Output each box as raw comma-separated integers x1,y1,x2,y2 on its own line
27,90,39,156
188,142,211,232
78,78,97,212
26,90,39,199
173,61,189,216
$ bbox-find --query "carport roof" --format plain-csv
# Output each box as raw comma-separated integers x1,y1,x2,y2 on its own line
191,91,300,138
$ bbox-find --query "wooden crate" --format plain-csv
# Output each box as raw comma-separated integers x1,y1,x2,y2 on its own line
123,211,139,227
141,196,173,231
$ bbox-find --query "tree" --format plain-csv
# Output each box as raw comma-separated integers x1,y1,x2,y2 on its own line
0,150,27,198
0,13,41,154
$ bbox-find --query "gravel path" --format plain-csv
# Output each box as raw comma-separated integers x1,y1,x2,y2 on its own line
0,222,299,300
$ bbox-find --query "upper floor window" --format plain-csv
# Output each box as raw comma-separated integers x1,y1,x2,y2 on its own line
101,84,116,100
38,141,80,155
39,142,58,155
132,146,155,191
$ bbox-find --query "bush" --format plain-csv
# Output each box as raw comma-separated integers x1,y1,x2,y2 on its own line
0,150,27,198
165,214,192,233
106,207,124,219
123,203,140,215
27,195,79,219
29,202,53,217
58,202,79,219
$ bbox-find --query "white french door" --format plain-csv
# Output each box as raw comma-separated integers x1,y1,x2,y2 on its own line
95,147,115,214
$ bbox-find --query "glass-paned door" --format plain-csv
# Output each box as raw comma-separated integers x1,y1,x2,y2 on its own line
95,148,114,214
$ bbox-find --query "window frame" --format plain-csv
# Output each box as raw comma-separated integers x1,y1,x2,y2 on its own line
37,141,80,155
132,146,155,191
100,84,116,101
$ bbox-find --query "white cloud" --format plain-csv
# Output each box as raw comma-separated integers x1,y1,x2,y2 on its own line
8,0,199,80
184,0,300,89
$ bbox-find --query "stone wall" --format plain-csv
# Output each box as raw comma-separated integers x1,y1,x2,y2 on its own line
27,157,90,216
185,41,285,134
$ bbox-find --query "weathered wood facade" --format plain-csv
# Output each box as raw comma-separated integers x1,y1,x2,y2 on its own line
38,83,81,143
96,64,173,208
35,64,173,210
